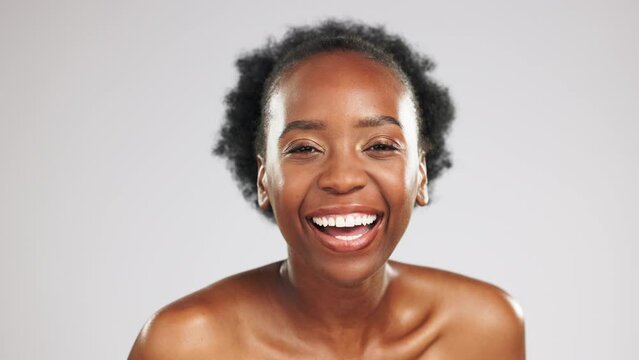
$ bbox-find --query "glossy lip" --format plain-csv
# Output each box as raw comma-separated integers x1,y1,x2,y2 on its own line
304,205,384,253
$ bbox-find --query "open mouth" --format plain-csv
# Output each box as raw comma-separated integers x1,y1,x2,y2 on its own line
306,212,383,252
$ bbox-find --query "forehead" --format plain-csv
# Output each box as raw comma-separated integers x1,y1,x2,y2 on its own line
274,51,408,120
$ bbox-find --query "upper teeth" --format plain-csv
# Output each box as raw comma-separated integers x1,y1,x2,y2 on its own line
311,214,377,228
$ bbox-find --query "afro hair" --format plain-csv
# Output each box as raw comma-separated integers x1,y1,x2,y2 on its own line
214,19,455,221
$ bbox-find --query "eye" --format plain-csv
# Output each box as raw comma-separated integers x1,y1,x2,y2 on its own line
287,145,319,154
367,143,399,152
364,138,403,159
283,142,323,159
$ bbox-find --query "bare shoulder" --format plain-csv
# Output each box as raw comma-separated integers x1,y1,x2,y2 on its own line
389,261,526,359
128,261,282,360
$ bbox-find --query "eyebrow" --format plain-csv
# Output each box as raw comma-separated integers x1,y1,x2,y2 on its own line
279,120,326,139
279,115,401,139
356,115,402,129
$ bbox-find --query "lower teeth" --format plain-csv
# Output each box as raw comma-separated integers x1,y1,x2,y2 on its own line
335,234,363,241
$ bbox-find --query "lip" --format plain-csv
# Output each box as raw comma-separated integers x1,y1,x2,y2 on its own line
305,205,384,253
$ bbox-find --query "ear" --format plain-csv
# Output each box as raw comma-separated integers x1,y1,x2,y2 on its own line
415,154,429,206
256,155,270,210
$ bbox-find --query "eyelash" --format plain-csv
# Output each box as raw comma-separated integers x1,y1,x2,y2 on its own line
288,145,319,154
366,142,399,152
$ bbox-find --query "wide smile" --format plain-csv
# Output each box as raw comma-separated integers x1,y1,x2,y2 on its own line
305,212,384,253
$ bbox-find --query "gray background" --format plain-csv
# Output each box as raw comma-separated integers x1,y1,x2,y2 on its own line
1,0,637,359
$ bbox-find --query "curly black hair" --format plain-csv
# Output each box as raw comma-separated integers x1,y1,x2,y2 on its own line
214,19,455,221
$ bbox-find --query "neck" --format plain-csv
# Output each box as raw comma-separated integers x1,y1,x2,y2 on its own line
277,252,394,342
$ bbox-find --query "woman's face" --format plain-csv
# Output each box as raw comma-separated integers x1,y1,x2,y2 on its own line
258,51,428,285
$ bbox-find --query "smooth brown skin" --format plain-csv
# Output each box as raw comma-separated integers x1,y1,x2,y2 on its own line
129,52,525,359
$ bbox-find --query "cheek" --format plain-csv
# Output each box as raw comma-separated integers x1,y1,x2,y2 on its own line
267,164,318,252
268,163,315,216
372,160,417,229
372,159,416,201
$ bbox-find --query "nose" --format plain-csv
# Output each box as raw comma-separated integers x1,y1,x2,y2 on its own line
317,150,368,195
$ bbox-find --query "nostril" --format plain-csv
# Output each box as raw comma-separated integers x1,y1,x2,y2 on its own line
322,185,364,195
320,182,367,195
317,163,368,194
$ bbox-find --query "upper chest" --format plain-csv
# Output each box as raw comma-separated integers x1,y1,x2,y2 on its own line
231,302,445,360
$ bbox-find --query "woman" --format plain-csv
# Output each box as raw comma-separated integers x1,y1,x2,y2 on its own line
129,20,525,359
